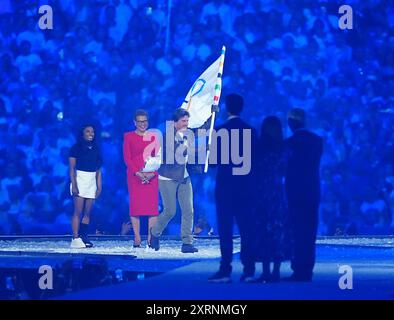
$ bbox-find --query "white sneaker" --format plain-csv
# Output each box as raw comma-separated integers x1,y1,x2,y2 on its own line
71,237,86,249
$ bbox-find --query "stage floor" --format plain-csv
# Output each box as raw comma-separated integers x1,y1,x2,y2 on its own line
0,237,238,272
0,236,393,299
0,237,234,259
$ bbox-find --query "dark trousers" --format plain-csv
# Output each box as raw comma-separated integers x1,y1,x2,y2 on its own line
216,191,255,277
289,202,318,279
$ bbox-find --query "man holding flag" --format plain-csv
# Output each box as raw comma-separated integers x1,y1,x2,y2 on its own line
150,47,225,253
150,108,200,253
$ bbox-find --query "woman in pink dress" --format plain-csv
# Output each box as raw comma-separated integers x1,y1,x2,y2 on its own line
123,109,160,247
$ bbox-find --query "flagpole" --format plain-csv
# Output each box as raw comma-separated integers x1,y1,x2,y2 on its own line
165,0,172,55
204,46,226,173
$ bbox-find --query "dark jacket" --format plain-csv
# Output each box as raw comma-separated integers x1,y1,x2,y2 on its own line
285,128,323,206
211,117,258,197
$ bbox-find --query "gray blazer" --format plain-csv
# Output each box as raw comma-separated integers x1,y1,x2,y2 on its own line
159,121,210,181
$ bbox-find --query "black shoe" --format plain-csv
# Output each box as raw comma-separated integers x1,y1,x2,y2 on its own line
258,273,280,283
133,239,142,248
271,271,280,283
240,274,256,283
81,236,93,248
181,244,198,253
282,274,312,282
208,271,231,283
79,223,93,247
258,273,272,283
149,228,160,251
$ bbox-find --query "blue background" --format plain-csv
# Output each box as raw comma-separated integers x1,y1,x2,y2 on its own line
0,0,393,236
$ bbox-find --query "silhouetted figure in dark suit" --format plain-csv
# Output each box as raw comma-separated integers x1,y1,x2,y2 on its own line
208,94,258,283
285,108,323,281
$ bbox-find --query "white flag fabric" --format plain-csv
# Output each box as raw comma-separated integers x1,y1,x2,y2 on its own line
181,47,225,128
141,153,161,172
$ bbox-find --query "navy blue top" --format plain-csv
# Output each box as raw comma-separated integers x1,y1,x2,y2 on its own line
69,142,102,172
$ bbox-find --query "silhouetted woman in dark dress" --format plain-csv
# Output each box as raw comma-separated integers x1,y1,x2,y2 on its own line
255,116,290,282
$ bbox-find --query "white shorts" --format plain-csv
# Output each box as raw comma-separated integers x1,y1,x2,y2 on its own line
70,170,97,199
